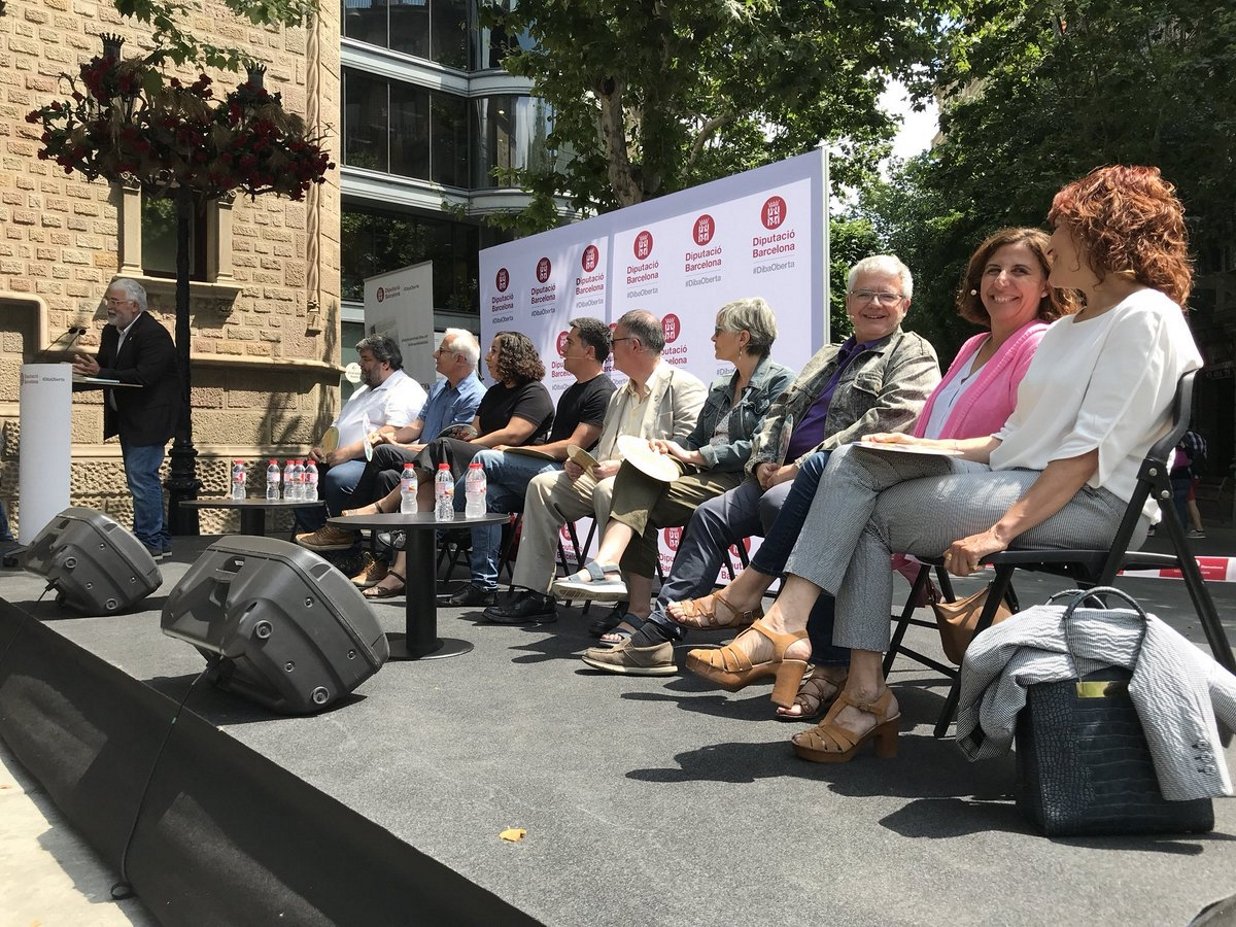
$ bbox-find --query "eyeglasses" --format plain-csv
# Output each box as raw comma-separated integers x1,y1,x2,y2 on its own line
104,296,132,306
849,290,904,306
611,337,635,345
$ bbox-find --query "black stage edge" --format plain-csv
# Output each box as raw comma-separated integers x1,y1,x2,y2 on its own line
0,599,542,927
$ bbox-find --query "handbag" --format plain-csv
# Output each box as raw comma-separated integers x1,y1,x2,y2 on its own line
931,584,1013,664
1014,587,1214,837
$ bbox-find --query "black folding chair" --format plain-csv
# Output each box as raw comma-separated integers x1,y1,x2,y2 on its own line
929,370,1235,737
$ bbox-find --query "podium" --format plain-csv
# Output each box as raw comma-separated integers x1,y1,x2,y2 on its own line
18,364,72,544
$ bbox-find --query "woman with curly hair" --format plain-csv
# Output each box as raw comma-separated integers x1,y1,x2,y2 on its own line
684,165,1202,762
352,331,554,598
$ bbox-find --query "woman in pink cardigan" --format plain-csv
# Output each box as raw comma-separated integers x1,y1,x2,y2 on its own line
670,227,1079,717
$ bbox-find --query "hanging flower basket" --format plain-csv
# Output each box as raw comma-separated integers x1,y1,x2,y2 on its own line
27,44,334,201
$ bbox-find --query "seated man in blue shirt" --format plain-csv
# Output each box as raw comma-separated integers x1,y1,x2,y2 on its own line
296,330,479,551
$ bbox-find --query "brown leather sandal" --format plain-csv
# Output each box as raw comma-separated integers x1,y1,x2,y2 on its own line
362,571,405,599
790,688,900,763
774,670,846,721
684,619,808,705
668,589,762,630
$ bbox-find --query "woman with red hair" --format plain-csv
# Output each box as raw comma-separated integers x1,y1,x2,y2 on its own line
687,165,1203,762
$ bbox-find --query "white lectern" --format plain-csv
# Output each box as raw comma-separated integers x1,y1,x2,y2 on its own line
19,363,72,544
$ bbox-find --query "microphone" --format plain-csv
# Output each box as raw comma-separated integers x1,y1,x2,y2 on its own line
34,326,89,362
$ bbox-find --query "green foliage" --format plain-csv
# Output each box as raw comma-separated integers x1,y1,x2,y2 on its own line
482,0,957,228
112,0,317,69
855,0,1236,359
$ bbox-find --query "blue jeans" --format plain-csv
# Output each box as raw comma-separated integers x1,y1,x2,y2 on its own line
120,440,168,552
296,458,368,530
458,449,564,590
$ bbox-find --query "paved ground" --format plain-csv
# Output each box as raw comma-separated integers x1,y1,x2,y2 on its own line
0,739,156,927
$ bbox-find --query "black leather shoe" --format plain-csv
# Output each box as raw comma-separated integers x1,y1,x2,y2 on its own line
442,583,498,607
482,591,558,625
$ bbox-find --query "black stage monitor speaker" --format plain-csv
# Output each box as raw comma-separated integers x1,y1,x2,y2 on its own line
23,507,162,614
161,536,389,714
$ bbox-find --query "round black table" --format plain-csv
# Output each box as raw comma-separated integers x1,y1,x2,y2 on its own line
329,511,508,661
180,497,324,536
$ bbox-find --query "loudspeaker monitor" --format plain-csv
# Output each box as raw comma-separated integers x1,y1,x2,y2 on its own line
22,507,162,614
161,536,389,714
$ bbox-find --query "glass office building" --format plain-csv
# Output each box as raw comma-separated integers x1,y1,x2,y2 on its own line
339,0,554,357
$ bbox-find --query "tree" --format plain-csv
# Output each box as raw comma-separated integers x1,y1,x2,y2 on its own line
112,0,318,69
853,0,1236,359
482,0,954,227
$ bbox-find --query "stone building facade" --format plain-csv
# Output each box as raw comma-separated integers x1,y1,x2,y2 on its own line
0,0,342,536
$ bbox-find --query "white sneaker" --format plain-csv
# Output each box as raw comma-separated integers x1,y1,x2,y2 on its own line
1188,529,1207,539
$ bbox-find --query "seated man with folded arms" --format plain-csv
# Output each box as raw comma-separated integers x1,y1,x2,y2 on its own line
441,317,617,607
481,310,708,625
297,329,481,551
583,255,940,675
293,334,427,543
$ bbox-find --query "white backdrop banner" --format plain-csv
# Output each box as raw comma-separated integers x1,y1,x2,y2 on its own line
479,150,830,569
364,260,435,388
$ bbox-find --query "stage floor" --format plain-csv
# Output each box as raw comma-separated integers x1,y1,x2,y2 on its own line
2,537,1235,927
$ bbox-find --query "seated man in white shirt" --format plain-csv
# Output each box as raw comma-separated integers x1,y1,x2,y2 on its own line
294,335,427,541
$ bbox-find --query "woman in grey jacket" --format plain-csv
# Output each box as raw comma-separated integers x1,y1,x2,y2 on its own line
552,297,793,642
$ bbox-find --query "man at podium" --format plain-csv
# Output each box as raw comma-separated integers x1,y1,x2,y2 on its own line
71,278,180,560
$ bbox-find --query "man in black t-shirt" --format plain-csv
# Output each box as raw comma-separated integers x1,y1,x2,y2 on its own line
444,318,617,606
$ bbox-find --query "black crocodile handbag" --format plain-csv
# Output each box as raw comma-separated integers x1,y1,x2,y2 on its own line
1014,588,1215,837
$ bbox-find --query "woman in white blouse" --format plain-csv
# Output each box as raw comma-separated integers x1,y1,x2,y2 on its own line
687,164,1203,763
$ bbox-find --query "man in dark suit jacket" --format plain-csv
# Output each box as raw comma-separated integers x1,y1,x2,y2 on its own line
72,279,180,560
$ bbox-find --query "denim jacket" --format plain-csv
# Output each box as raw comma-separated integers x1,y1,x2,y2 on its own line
748,328,940,474
685,357,796,472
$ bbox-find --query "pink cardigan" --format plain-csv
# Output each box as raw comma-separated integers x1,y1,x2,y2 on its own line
913,320,1048,440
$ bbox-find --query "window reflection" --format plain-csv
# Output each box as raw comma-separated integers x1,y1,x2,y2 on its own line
389,82,429,178
344,70,389,172
341,206,482,312
473,94,555,188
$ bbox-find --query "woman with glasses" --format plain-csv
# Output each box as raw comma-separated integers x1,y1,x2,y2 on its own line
687,165,1201,762
548,297,794,645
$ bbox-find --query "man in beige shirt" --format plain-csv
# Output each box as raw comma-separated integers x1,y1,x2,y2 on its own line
483,310,707,624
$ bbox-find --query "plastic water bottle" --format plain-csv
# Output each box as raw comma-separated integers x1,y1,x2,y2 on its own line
400,463,418,514
282,459,297,500
230,460,246,500
434,463,454,520
290,459,305,501
265,458,280,501
304,459,319,502
465,460,487,518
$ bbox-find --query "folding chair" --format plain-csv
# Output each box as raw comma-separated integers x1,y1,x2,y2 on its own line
929,370,1235,737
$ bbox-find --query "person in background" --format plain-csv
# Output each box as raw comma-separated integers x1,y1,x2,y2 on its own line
1171,429,1208,538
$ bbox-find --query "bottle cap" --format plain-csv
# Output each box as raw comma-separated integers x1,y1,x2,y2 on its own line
438,462,450,469
404,462,414,469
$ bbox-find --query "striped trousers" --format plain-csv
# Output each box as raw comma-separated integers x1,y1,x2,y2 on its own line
784,444,1138,653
